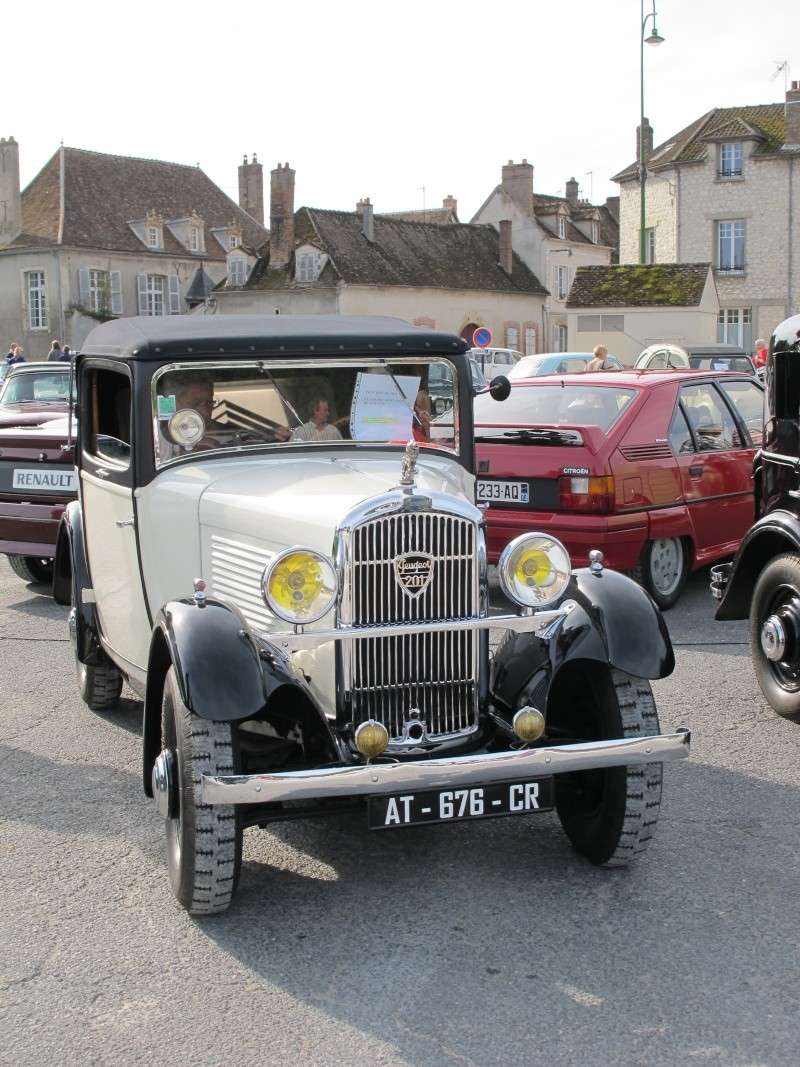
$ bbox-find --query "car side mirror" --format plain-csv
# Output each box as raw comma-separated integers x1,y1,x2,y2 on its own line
489,375,511,401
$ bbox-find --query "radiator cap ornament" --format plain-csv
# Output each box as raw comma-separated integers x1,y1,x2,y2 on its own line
399,439,419,488
394,552,434,599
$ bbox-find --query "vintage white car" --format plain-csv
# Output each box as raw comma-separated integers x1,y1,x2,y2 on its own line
53,316,690,914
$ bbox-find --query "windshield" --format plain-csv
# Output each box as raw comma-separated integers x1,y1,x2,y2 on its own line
0,369,73,406
474,383,637,435
152,358,458,467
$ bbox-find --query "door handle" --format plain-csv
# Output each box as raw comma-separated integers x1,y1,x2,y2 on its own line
95,468,110,478
115,518,134,528
689,465,704,477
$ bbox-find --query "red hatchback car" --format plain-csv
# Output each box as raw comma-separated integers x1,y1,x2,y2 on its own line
475,370,764,607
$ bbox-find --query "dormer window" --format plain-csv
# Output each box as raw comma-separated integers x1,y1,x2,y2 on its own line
189,226,199,252
146,226,159,248
719,142,743,179
229,233,241,249
296,249,321,283
557,216,566,239
591,220,599,243
228,257,247,287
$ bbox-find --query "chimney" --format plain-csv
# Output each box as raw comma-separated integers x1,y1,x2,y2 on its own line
498,219,513,275
565,177,579,208
637,117,654,165
443,194,458,218
0,137,22,244
356,197,374,241
238,152,264,225
269,162,295,269
501,159,534,215
786,81,800,147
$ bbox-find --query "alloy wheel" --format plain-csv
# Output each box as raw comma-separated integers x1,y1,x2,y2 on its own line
649,538,683,597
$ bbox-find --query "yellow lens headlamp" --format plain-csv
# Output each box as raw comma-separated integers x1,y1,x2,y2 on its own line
262,548,337,624
498,533,571,609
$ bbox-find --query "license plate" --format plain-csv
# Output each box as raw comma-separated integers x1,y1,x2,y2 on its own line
12,468,77,492
368,777,554,829
476,479,530,504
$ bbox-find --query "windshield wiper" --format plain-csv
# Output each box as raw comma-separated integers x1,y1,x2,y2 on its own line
475,428,583,445
256,363,303,428
380,359,425,431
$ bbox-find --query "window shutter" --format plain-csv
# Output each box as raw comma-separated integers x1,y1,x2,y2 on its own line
168,274,181,314
137,274,148,315
110,271,122,315
78,268,90,306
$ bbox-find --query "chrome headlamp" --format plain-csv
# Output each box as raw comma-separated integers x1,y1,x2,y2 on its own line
262,547,337,624
498,533,571,609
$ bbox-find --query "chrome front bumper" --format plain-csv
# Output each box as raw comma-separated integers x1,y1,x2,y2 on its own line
201,729,691,806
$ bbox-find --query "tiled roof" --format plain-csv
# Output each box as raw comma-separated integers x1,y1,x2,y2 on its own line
7,147,267,257
380,208,457,225
566,263,711,308
245,208,548,295
613,103,788,182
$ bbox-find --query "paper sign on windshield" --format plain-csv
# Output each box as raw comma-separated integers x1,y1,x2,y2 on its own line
349,372,421,441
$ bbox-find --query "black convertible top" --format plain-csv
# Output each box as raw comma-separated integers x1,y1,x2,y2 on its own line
80,315,469,362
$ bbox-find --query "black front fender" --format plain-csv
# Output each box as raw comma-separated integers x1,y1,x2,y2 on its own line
716,510,800,621
491,567,674,713
52,502,103,665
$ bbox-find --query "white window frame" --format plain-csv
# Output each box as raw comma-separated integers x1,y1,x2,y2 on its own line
229,233,241,250
25,270,48,330
524,325,537,355
557,216,566,239
88,268,109,313
719,142,743,179
146,273,165,316
296,250,319,283
717,307,753,350
188,227,199,252
229,258,246,287
717,220,746,273
146,226,160,249
644,227,656,264
555,264,569,301
505,325,519,350
553,324,568,352
591,221,599,243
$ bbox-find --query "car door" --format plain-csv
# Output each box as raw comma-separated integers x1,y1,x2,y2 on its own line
674,380,756,560
80,362,152,674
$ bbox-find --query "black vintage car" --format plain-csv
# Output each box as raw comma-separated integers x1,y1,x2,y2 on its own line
713,313,800,719
53,315,689,914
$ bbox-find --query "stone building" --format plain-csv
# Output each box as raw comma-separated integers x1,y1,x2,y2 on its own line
471,160,619,352
0,140,267,357
612,84,800,350
565,263,719,364
208,163,548,345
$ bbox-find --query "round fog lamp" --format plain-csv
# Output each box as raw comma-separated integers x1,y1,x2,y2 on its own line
167,408,206,448
355,720,389,760
513,707,546,744
262,547,337,624
499,533,571,609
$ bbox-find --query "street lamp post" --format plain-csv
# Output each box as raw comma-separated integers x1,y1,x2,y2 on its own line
640,0,665,265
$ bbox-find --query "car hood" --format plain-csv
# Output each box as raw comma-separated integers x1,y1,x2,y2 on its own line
0,406,68,429
198,451,473,554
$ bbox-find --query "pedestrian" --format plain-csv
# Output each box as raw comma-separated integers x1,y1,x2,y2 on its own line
753,337,768,371
5,342,25,365
47,340,63,361
61,345,72,362
586,344,611,372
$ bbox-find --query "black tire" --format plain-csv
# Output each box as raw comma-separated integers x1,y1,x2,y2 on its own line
77,657,123,711
555,669,663,867
631,537,688,610
161,666,242,915
7,554,54,585
750,553,800,722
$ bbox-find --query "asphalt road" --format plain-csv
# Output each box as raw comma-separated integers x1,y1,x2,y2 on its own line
2,560,799,1067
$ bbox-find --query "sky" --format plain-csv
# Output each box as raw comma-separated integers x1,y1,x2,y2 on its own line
5,0,798,221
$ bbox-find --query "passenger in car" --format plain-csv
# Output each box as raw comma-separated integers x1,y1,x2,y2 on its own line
291,394,343,442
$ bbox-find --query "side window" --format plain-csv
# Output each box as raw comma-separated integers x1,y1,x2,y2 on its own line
649,351,667,369
680,383,742,452
85,367,132,467
718,380,764,446
565,359,588,373
669,406,694,454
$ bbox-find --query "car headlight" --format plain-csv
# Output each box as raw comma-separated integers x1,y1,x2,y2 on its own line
262,548,337,623
498,533,571,609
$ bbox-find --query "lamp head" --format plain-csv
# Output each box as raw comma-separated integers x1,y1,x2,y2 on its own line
645,28,664,44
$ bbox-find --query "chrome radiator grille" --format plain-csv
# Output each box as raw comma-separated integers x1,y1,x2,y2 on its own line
346,511,480,740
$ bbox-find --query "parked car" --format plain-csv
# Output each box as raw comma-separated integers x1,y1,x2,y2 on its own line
509,352,625,379
468,346,522,380
475,369,764,609
686,344,755,376
429,356,486,415
53,315,689,914
633,344,690,370
0,413,77,583
712,313,800,720
0,361,74,429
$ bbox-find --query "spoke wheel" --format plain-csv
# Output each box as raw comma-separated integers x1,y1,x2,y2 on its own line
751,554,800,722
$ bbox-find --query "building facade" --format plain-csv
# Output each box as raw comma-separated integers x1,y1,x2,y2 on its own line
613,85,800,350
0,140,267,358
208,164,548,346
471,160,618,353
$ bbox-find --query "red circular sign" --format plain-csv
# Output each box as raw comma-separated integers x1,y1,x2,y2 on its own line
472,326,493,348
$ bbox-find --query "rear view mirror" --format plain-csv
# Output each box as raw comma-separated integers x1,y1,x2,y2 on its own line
489,375,511,401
